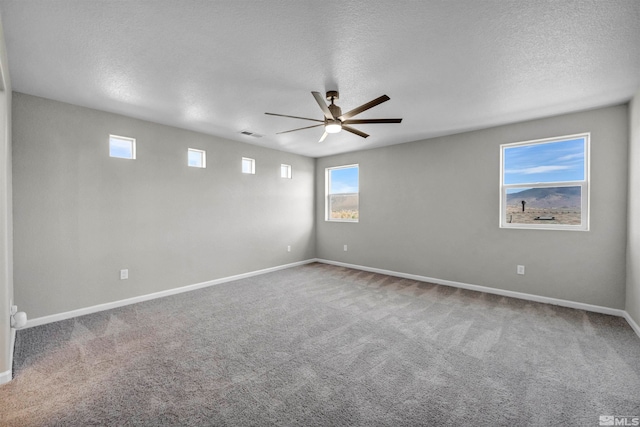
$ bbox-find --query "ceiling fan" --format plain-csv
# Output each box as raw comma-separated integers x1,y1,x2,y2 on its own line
265,91,402,142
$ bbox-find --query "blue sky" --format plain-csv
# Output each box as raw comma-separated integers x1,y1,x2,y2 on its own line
330,166,359,194
109,137,134,159
503,137,585,185
188,150,204,167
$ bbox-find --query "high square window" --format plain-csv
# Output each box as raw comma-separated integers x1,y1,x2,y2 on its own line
500,133,589,231
326,164,359,222
281,164,292,179
242,157,255,174
109,135,136,159
188,148,206,168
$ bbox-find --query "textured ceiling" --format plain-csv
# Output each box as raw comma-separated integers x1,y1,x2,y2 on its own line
0,0,639,158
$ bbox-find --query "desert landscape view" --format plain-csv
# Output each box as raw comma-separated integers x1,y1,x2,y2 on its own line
505,205,581,225
505,186,582,225
329,193,359,220
328,187,582,225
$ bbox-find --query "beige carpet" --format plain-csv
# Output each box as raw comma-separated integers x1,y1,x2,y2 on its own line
2,263,639,426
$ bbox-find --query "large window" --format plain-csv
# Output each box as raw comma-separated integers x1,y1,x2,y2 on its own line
500,133,589,230
326,164,359,222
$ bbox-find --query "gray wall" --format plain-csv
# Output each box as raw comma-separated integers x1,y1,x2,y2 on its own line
12,93,315,319
627,89,640,324
316,105,629,309
9,92,635,326
0,13,12,382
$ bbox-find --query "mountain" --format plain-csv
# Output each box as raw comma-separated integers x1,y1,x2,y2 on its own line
506,187,581,209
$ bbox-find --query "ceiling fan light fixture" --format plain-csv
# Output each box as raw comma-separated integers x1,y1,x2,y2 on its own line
325,120,342,134
265,91,401,141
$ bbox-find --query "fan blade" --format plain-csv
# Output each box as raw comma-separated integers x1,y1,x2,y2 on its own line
276,124,324,135
339,95,390,120
342,125,369,139
265,112,323,123
312,91,334,120
342,118,402,125
319,131,328,143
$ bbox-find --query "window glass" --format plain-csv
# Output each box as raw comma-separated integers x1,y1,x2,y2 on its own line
281,164,291,179
501,134,589,230
242,157,255,174
188,148,206,168
503,137,585,185
327,165,359,222
109,135,136,159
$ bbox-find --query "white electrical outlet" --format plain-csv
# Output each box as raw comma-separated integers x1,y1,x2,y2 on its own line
344,245,348,251
287,245,291,252
120,269,129,280
517,265,525,275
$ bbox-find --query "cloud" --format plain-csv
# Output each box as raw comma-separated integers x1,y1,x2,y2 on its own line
557,153,584,161
506,165,570,175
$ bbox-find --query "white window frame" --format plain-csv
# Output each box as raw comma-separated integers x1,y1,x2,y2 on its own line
325,164,359,223
188,148,206,168
500,133,590,231
242,157,255,174
281,164,292,179
109,134,136,159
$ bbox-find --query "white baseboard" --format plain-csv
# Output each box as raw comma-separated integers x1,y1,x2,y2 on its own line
316,259,632,320
20,257,640,342
25,259,318,328
9,326,15,374
624,311,640,338
1,323,17,385
0,368,11,385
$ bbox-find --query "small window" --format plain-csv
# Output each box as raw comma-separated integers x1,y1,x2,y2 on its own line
281,164,292,179
326,164,359,222
242,157,255,174
500,133,589,230
188,148,206,168
109,135,136,159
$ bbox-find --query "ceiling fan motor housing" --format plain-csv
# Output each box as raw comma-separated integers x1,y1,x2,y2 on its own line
325,90,339,101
